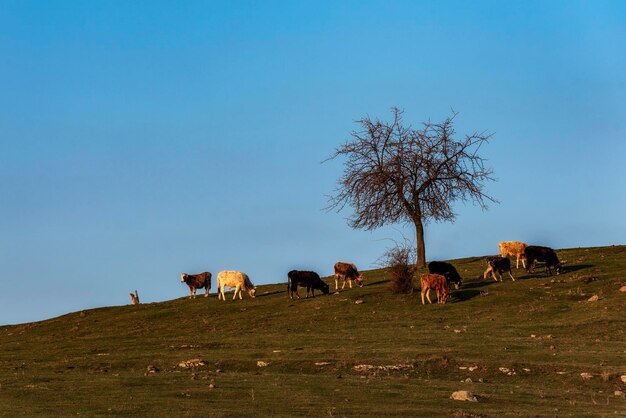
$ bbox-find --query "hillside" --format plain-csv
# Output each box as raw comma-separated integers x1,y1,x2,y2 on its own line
1,246,625,417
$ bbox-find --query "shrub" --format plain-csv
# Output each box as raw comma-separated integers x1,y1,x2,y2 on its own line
383,245,417,294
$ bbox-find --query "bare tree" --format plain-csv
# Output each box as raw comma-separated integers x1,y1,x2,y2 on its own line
325,108,497,268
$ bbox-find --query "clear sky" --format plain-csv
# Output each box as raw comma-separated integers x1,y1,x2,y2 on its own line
1,1,625,325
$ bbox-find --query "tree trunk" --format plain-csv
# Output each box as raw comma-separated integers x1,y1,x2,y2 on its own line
414,216,426,268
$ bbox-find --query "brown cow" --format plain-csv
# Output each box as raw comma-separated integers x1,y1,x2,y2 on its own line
420,273,449,305
181,272,211,299
333,262,364,291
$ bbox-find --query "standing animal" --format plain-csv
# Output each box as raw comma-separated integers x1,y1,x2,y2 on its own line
420,273,450,305
180,272,212,299
129,290,140,305
524,246,562,275
217,271,256,301
427,261,463,289
483,256,515,282
333,262,364,291
498,241,528,269
287,270,330,300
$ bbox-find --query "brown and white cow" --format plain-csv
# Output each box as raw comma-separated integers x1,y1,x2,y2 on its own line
483,256,515,282
217,271,256,301
420,273,449,305
181,272,211,299
498,241,528,269
333,262,364,291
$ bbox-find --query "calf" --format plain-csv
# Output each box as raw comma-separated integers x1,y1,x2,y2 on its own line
498,241,528,269
217,271,256,301
181,272,211,299
129,290,140,305
427,261,463,289
420,273,449,305
483,256,515,282
287,270,330,300
524,246,562,275
333,262,364,291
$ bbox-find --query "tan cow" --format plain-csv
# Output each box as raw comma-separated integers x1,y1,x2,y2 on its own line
333,262,364,291
498,241,528,269
420,273,449,305
217,271,256,301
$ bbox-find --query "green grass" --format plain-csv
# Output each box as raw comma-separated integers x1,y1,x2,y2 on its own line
1,246,625,417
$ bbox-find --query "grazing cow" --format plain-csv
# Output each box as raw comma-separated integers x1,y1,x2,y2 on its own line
420,273,450,305
427,261,463,289
498,241,528,269
333,262,364,291
483,256,515,282
287,270,330,300
217,271,256,301
524,246,562,275
129,290,140,305
180,272,212,299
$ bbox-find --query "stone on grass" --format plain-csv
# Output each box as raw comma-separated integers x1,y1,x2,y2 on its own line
450,390,478,402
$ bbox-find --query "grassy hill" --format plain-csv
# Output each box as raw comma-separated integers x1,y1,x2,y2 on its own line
1,246,625,417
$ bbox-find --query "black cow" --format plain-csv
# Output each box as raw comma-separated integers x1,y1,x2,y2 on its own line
427,261,463,289
287,270,330,300
483,256,515,282
181,272,211,299
524,246,562,275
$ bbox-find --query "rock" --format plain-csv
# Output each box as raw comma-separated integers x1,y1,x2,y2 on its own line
587,295,602,302
354,299,365,304
315,362,331,366
621,375,626,384
620,286,626,293
615,390,624,398
145,365,159,376
256,361,270,367
580,372,593,380
208,383,216,389
178,359,205,368
450,390,478,402
468,366,479,372
464,378,473,383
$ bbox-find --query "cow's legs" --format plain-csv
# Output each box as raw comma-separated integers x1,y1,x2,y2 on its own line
422,288,433,304
205,287,209,297
348,279,353,289
483,266,490,280
334,275,339,291
507,270,515,281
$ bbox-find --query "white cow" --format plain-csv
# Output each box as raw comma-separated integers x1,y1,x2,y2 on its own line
217,271,256,301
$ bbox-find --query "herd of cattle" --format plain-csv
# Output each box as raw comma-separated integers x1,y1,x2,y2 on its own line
174,242,562,306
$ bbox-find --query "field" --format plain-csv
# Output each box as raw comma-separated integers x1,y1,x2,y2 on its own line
1,246,625,417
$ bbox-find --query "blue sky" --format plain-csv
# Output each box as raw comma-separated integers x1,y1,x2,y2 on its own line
1,1,625,325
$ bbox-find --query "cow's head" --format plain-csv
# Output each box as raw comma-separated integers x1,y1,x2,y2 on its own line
248,288,257,298
319,281,330,295
355,274,364,287
180,273,187,283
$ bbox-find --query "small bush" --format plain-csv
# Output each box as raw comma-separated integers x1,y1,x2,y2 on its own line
383,246,417,294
